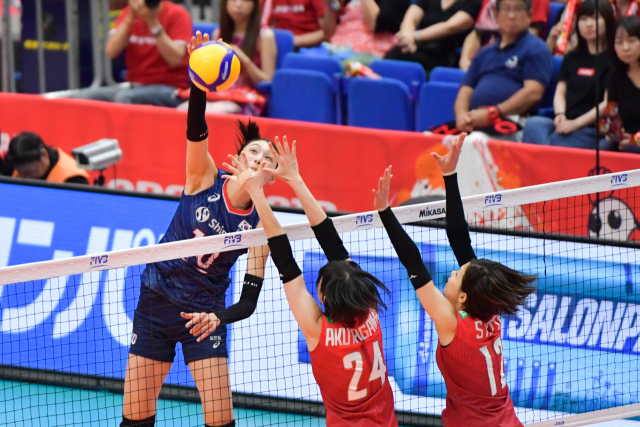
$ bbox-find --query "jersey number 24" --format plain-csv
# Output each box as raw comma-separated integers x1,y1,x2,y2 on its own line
343,340,387,401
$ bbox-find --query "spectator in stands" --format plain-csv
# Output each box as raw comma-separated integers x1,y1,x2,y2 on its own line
72,0,192,107
328,0,412,58
613,0,640,19
523,0,614,148
453,0,554,139
2,133,89,184
459,0,549,70
269,0,328,48
607,16,640,152
198,0,276,115
384,0,482,75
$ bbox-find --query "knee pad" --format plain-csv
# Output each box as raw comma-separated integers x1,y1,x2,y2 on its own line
120,414,156,427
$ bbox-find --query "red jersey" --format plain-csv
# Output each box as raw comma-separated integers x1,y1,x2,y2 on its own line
436,312,522,427
270,0,326,36
310,310,397,427
113,1,192,88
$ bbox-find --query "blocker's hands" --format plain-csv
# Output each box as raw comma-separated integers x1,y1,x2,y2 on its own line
264,136,301,184
431,133,466,175
373,166,393,212
188,31,210,55
222,152,267,196
181,312,221,342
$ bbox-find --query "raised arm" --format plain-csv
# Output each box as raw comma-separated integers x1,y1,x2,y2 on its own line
184,32,218,196
373,166,457,345
431,135,476,266
265,137,350,263
231,161,323,347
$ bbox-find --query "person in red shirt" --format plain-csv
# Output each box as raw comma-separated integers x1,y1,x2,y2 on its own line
459,0,549,70
206,136,398,426
268,0,328,47
373,134,537,427
73,0,192,107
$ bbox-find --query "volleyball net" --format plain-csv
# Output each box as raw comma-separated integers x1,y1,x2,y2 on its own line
1,170,640,427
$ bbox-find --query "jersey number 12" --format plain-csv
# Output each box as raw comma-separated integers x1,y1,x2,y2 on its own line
343,340,387,401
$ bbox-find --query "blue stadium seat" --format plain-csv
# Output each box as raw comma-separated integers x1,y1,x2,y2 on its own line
429,67,466,84
193,23,219,38
273,29,294,69
539,56,563,112
549,2,564,27
369,59,426,100
348,78,413,131
417,81,460,131
282,53,342,77
271,69,337,124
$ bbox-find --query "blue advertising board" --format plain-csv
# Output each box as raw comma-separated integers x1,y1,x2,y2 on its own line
2,181,640,421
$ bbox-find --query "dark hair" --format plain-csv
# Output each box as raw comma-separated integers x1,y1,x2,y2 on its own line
496,0,532,13
317,260,390,328
220,0,262,61
7,132,45,166
235,119,273,155
460,258,537,322
574,0,616,55
145,0,161,8
611,16,640,70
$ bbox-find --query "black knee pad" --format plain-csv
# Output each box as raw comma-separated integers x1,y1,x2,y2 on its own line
121,414,156,427
206,421,235,427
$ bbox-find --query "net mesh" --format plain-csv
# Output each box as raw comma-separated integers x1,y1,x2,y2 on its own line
1,172,640,427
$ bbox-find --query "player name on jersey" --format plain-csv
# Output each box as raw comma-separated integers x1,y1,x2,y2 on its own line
325,310,380,347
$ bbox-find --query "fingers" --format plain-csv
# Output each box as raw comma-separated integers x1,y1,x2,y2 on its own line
291,139,297,156
221,174,236,181
274,136,286,156
221,162,240,175
283,136,291,154
203,33,210,42
180,312,196,319
227,154,243,170
185,312,205,328
258,161,267,174
263,167,277,175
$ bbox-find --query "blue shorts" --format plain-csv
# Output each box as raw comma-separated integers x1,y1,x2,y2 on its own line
130,285,228,364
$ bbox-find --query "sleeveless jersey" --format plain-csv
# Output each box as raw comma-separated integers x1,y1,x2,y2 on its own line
436,312,522,427
310,310,397,427
142,169,260,312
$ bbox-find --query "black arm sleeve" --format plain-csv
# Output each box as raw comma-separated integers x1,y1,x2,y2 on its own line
444,173,476,266
378,207,432,290
268,234,303,283
186,83,209,142
311,217,350,262
214,274,263,325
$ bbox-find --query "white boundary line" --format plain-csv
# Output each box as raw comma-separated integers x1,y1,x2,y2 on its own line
0,169,638,286
525,403,640,426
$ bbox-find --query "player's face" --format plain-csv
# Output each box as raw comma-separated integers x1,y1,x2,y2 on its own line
443,263,469,309
241,140,277,185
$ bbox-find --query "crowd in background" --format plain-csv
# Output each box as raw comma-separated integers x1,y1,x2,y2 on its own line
2,0,640,181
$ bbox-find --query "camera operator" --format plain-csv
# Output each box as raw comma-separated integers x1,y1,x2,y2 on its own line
2,133,90,185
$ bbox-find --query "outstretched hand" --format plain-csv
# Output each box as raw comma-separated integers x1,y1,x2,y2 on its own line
373,166,393,212
181,312,220,342
222,152,267,196
188,31,210,56
431,133,466,175
263,136,301,184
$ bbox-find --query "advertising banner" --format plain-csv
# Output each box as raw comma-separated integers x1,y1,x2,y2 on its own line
2,181,640,423
1,94,640,244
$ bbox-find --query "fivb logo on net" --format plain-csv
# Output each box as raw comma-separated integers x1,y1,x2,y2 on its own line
0,218,159,347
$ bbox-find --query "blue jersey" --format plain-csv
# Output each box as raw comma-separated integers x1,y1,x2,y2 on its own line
142,169,260,312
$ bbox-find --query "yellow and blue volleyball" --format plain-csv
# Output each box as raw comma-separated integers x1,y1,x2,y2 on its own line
188,41,241,92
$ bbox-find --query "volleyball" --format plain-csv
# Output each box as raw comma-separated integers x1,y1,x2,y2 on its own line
188,41,241,92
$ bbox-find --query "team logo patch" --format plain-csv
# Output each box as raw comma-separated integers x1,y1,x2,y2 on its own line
131,333,137,345
577,68,595,77
505,55,519,69
210,335,222,349
195,207,211,222
458,311,469,319
238,220,253,231
208,193,221,202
